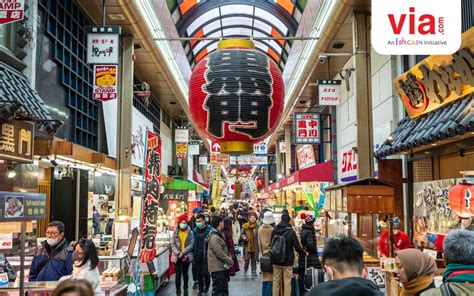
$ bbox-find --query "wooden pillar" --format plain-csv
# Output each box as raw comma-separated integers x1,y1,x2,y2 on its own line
378,159,404,225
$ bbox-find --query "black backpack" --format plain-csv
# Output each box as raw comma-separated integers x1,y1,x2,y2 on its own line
270,230,290,265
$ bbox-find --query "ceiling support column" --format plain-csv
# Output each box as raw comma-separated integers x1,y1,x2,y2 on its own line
353,13,374,178
275,140,282,180
116,36,134,217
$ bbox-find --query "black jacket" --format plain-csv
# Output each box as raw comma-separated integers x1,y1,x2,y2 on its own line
271,221,305,266
298,224,322,269
307,277,383,296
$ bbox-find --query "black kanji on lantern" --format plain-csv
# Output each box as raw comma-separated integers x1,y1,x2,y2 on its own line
203,50,273,139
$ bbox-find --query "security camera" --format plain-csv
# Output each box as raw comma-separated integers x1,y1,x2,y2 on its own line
319,54,328,64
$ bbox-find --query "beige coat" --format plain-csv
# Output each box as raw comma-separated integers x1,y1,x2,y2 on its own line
258,224,274,281
206,230,234,273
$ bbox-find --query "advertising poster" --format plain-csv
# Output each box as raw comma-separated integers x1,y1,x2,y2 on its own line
0,192,46,222
139,131,161,263
176,143,187,159
93,65,118,101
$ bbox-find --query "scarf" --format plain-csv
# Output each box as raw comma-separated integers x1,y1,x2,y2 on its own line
243,222,257,252
396,249,436,281
443,263,474,283
400,275,433,296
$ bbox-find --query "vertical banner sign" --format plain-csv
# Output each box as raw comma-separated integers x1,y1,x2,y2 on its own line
211,166,221,208
294,113,320,144
176,143,187,159
86,26,121,64
0,0,24,25
318,80,341,106
139,131,161,263
93,65,118,101
339,148,358,183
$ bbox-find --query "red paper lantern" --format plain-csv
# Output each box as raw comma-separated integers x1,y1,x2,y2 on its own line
448,181,474,218
189,39,284,154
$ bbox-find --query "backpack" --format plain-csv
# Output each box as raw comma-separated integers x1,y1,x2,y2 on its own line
270,230,290,265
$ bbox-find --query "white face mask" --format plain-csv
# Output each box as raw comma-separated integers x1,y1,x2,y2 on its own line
47,238,60,246
179,223,187,230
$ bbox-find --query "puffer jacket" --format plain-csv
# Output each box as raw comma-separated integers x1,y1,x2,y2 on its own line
29,239,73,281
298,224,322,269
206,229,233,273
271,221,306,267
171,227,194,262
192,225,212,259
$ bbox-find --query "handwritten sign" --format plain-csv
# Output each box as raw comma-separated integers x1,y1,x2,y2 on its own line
86,27,120,64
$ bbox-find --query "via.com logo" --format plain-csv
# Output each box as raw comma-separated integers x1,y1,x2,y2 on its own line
372,0,461,55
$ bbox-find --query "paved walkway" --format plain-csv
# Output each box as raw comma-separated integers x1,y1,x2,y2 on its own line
158,258,263,295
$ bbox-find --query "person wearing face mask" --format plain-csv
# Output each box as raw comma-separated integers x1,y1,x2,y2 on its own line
171,214,194,296
29,221,73,281
378,217,413,258
240,212,259,276
60,239,101,295
192,214,212,295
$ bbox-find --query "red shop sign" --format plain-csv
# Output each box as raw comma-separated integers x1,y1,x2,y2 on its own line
0,0,24,25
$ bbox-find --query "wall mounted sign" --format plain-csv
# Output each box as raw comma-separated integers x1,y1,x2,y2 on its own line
174,129,189,143
318,80,341,105
211,141,221,153
86,26,121,64
93,65,118,101
0,120,34,163
210,153,229,167
296,145,316,169
0,0,24,25
0,233,13,250
0,192,46,222
294,113,320,144
339,148,358,183
394,29,474,119
139,130,161,263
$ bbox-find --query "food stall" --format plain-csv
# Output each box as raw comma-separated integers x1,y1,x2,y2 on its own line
323,178,395,262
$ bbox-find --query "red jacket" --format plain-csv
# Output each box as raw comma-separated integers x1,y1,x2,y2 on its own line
434,235,445,253
378,230,413,257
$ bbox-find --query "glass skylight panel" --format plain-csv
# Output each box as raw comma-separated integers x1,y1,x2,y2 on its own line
221,16,253,28
255,8,287,35
254,42,268,52
253,19,272,34
193,39,212,54
202,20,221,35
186,8,220,35
220,4,254,16
222,28,253,37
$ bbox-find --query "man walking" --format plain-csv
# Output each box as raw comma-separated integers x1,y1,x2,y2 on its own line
207,215,234,296
190,207,202,289
271,213,306,296
193,214,212,295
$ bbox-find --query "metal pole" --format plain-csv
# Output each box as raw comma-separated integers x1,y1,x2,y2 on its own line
75,168,80,242
153,36,320,41
19,221,25,296
102,0,106,26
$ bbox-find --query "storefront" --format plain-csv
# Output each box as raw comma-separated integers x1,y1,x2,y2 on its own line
375,28,474,258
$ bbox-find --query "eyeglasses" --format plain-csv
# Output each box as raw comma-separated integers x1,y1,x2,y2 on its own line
45,231,60,236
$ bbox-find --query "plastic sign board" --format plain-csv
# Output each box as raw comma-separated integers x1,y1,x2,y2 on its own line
176,143,187,159
86,26,121,64
372,0,461,55
253,141,267,154
0,234,12,250
175,129,189,143
199,155,208,165
210,153,229,166
339,148,358,183
318,80,341,106
0,120,34,163
294,113,320,144
0,192,46,222
0,0,24,25
229,154,268,167
296,145,316,170
188,142,200,155
93,65,118,101
211,141,221,153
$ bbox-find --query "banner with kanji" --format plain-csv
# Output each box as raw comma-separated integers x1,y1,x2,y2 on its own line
211,166,221,208
139,130,161,263
294,112,320,144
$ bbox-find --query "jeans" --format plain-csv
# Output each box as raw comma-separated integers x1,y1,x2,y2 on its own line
272,265,292,296
262,281,272,296
211,270,229,296
174,260,190,292
195,258,210,292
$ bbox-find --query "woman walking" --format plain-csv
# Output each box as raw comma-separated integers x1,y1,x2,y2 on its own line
224,218,240,277
395,249,436,296
258,211,275,296
298,214,322,294
241,212,259,275
171,215,194,296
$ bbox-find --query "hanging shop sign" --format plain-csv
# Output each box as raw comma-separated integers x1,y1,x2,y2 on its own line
0,0,24,25
93,65,118,101
0,192,46,222
394,30,474,119
211,141,221,153
188,142,200,155
294,113,320,144
339,148,358,183
229,154,268,166
139,130,161,263
0,120,34,163
318,80,341,106
279,141,286,153
162,189,187,202
210,153,229,167
189,39,284,154
175,128,189,143
211,166,222,208
253,141,267,154
199,155,208,165
296,145,316,170
86,26,120,64
176,143,187,159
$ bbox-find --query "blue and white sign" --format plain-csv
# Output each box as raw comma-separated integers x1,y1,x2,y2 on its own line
253,141,267,154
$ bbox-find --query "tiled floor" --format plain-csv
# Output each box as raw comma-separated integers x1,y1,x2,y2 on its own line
158,258,263,295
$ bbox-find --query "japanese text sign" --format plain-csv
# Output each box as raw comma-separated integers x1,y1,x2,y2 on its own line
160,189,188,214
229,154,268,166
139,130,161,263
199,156,208,165
175,129,189,143
176,143,187,159
188,142,200,155
93,65,118,101
296,145,316,169
0,192,46,222
210,153,229,167
294,113,320,144
0,0,24,25
367,267,386,293
339,148,358,183
0,120,34,163
86,26,120,64
318,80,341,106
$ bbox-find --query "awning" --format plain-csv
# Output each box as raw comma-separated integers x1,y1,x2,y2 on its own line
375,94,474,158
163,179,197,190
0,61,62,137
262,160,334,194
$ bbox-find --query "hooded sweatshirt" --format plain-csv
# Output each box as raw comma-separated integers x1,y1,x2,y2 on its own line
307,277,384,296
